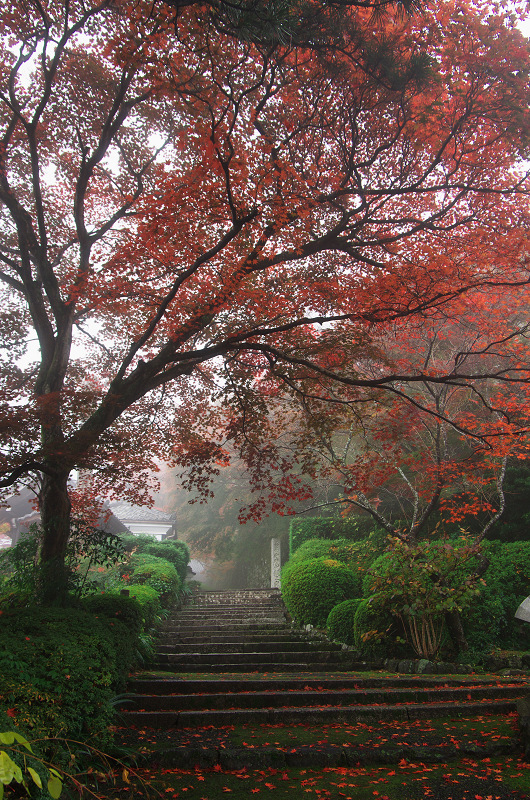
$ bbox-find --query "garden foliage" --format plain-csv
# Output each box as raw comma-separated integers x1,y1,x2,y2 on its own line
0,527,191,750
288,518,377,553
281,557,359,627
326,599,363,646
284,532,530,663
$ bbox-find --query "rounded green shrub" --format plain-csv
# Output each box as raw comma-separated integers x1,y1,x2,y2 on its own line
288,535,386,590
354,598,397,658
119,533,158,553
117,583,161,628
142,541,190,581
281,557,360,627
326,598,363,646
129,555,181,605
81,593,143,637
463,539,530,653
80,594,144,681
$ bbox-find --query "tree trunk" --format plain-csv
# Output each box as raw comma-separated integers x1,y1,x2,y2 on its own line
37,469,73,605
444,609,469,655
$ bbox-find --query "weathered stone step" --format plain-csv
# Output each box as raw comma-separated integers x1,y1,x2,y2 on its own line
124,683,526,712
156,660,366,672
172,614,286,623
157,640,345,654
158,633,310,645
189,590,281,603
128,675,527,694
157,649,357,666
119,697,519,728
162,623,290,633
182,600,282,614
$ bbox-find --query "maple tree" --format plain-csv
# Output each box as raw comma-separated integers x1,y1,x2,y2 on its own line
278,292,530,542
2,0,530,602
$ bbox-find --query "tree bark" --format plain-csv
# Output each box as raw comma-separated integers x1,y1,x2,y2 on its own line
37,468,73,605
444,609,469,655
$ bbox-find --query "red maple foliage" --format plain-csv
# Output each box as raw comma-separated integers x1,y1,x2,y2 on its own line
1,0,530,600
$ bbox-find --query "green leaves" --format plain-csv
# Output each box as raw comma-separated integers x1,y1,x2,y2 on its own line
0,750,23,785
0,730,63,799
365,537,484,658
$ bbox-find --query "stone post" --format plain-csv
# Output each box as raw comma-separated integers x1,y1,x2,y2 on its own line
271,538,281,589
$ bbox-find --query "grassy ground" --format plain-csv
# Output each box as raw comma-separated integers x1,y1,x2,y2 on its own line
97,756,530,799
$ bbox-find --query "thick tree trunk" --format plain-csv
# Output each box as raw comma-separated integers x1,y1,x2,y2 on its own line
444,609,469,655
37,469,73,605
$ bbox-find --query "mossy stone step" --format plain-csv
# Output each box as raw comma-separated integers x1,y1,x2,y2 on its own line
119,697,519,728
157,640,345,654
128,675,526,694
158,631,307,649
124,684,526,712
157,649,358,665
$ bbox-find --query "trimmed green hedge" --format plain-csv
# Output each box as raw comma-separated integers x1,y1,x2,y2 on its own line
281,557,359,627
326,599,363,646
141,540,190,581
289,535,387,589
289,518,372,553
129,554,182,602
353,598,399,658
463,539,530,654
113,583,162,628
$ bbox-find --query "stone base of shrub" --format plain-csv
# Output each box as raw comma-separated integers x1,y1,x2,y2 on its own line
383,658,474,675
485,651,530,672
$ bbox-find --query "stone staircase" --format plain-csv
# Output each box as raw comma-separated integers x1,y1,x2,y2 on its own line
119,589,530,738
154,589,365,673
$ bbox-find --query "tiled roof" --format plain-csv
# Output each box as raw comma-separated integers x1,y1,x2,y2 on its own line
109,502,173,523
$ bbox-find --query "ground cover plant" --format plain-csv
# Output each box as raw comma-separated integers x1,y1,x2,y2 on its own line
115,714,518,754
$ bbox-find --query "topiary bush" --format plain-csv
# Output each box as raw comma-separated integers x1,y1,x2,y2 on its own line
119,533,158,553
81,593,144,637
326,598,363,646
129,554,182,605
281,557,360,627
141,540,190,581
463,539,530,655
286,535,386,594
289,517,379,553
80,593,145,681
353,598,401,658
115,583,162,628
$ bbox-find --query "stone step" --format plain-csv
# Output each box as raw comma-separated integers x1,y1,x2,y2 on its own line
156,649,357,666
157,640,345,654
179,615,285,622
186,603,283,610
154,660,379,672
162,622,290,632
128,675,526,694
119,697,519,728
189,590,281,602
158,631,307,649
123,684,526,712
